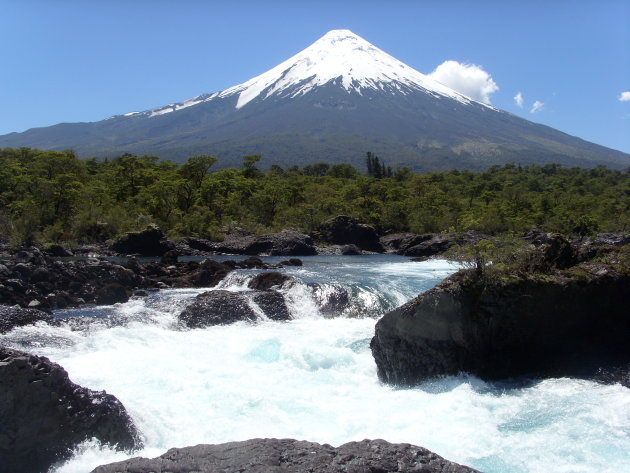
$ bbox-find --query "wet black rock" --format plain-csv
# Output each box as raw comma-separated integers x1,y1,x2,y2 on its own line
340,244,362,255
311,284,350,315
248,271,292,291
252,291,292,321
90,438,480,473
282,258,303,266
0,305,52,333
0,347,141,473
179,290,258,327
160,249,179,265
0,245,295,310
95,282,130,305
319,216,383,252
371,252,630,385
110,225,175,256
210,230,317,256
187,259,231,288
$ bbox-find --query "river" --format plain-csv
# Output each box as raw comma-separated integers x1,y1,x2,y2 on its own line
1,256,628,473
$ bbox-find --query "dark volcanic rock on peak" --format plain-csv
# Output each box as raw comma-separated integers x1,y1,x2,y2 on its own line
0,347,141,473
90,438,480,473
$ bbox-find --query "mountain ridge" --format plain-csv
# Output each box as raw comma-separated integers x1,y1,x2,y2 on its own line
1,29,628,171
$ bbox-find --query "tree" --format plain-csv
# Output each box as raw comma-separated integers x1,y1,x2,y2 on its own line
242,154,261,178
179,155,217,190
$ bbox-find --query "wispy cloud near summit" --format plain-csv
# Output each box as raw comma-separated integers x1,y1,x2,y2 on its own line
530,100,544,113
428,61,498,104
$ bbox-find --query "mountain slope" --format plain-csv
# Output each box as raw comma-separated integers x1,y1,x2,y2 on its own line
1,29,628,171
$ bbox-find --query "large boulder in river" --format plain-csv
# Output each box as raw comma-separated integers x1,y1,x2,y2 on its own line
371,251,630,385
0,305,53,333
247,271,291,290
252,291,292,321
90,438,480,473
211,230,317,256
319,216,383,252
179,290,258,327
110,225,175,256
0,347,141,473
94,282,130,305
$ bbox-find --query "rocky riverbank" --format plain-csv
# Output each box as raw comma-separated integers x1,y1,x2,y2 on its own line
371,234,630,386
0,242,301,315
90,438,480,473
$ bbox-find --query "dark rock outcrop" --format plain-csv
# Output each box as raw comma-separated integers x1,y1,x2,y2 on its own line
90,438,480,473
589,232,630,247
379,232,432,253
252,291,292,321
248,271,291,291
95,282,130,305
211,230,317,256
0,255,145,310
319,216,383,252
110,225,175,256
371,249,630,385
0,305,52,334
179,290,258,328
311,284,351,315
400,231,491,258
0,347,141,473
340,244,362,255
160,249,179,265
43,244,73,257
380,231,493,257
0,246,299,310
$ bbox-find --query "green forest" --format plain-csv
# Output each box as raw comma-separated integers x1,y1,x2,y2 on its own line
1,147,628,245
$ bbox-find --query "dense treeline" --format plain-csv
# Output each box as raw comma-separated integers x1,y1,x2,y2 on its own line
0,147,628,245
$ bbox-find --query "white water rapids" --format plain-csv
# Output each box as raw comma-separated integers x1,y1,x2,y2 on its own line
1,257,628,473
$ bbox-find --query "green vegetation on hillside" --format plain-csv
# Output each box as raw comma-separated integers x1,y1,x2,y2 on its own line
1,147,628,245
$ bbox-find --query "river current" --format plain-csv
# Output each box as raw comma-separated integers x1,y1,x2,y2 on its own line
1,256,628,473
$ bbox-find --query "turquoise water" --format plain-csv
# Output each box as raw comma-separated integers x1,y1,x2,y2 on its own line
1,256,628,473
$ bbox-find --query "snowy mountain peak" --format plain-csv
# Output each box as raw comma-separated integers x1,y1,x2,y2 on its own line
220,29,475,109
116,29,485,120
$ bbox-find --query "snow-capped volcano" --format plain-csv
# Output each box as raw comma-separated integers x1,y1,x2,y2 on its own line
218,29,477,109
0,30,628,170
140,29,479,119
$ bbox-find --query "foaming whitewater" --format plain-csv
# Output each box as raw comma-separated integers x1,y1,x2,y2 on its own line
1,256,628,473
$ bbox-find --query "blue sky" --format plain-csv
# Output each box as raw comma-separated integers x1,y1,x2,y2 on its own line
2,0,629,154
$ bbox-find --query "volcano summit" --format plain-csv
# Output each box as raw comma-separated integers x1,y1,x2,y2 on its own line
1,29,627,170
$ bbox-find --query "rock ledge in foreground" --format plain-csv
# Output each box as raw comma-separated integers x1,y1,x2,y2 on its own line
90,438,480,473
0,347,141,473
371,250,630,385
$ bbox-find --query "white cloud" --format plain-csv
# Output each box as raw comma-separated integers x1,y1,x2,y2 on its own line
428,60,499,104
530,100,544,113
514,92,523,108
619,91,630,102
